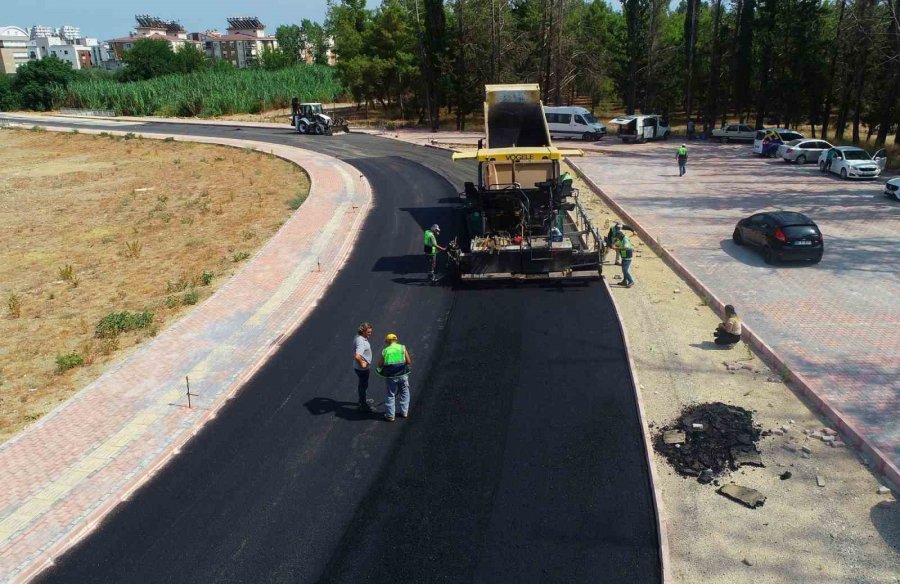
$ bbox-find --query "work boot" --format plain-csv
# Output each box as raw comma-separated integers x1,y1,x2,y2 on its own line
384,414,395,422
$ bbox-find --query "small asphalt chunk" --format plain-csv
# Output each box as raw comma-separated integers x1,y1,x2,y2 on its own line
780,471,792,480
801,445,812,454
782,443,799,453
816,475,826,487
801,453,811,459
718,483,766,509
663,430,686,445
732,449,764,468
877,486,891,495
830,440,846,448
742,558,753,566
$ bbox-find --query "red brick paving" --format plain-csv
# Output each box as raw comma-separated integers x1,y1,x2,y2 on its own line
0,126,371,582
570,140,899,482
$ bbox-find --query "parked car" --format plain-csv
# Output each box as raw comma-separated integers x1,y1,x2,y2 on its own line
732,211,823,264
884,177,900,201
753,128,805,157
712,123,756,142
544,106,607,141
609,114,670,142
779,139,833,164
818,146,887,179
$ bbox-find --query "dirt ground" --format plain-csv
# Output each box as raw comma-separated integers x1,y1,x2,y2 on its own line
0,128,309,443
567,161,900,583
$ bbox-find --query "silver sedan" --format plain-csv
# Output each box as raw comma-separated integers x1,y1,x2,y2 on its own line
780,139,833,164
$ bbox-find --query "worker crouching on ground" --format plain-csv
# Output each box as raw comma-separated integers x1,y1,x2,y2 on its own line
714,305,743,346
424,224,446,285
613,229,635,287
376,333,412,422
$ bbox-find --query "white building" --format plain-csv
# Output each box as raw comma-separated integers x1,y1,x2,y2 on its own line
29,35,95,70
59,25,80,42
30,24,56,39
108,15,200,62
0,25,30,73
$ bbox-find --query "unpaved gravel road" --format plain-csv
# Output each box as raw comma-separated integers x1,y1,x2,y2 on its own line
568,163,900,584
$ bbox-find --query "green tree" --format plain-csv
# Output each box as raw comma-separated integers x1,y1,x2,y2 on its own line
119,38,176,81
0,74,20,111
300,19,330,65
258,46,294,70
11,57,75,111
276,24,304,62
173,43,208,74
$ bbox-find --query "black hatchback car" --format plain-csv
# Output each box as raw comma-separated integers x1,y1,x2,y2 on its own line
732,211,823,264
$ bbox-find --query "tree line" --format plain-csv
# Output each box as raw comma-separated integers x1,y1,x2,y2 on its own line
320,0,900,145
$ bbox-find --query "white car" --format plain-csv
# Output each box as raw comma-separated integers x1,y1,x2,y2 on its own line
544,106,607,141
712,123,756,142
885,177,900,201
818,146,887,179
609,114,670,143
779,139,832,164
753,128,805,156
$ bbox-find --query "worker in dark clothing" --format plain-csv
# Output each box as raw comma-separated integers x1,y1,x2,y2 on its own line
424,224,446,284
677,144,688,176
353,322,375,412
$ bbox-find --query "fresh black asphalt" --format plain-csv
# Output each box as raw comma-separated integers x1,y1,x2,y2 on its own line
2,117,661,583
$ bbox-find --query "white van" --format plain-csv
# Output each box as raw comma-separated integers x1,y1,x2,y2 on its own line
609,114,671,142
544,106,607,141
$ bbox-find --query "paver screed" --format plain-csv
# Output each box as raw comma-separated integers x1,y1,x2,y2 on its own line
570,141,900,482
0,128,371,582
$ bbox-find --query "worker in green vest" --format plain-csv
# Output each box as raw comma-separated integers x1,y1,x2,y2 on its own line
676,144,688,176
424,224,446,284
612,229,635,287
376,333,412,421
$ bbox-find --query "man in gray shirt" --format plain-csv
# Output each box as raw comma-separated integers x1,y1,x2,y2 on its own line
354,322,375,412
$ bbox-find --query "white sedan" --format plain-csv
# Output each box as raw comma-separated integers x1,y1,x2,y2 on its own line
818,146,887,179
885,177,900,201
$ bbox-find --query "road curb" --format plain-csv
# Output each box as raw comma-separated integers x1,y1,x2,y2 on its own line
0,123,373,582
603,280,673,584
567,157,900,489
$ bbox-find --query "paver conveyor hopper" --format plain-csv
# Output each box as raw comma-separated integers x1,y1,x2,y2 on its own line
448,84,604,281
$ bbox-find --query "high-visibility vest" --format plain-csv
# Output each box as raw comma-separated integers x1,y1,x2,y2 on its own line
424,230,437,255
618,235,634,259
380,343,409,378
678,147,687,159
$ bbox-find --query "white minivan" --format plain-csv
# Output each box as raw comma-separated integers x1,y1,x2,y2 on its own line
544,106,607,141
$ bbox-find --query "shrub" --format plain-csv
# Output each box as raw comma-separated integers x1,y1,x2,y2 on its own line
55,351,84,373
7,291,21,318
182,289,199,305
287,195,305,210
124,240,143,258
232,251,250,262
165,295,179,308
58,264,75,282
95,310,154,338
200,270,214,286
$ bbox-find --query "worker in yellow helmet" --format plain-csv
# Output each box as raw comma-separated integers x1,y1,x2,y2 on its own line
376,333,412,421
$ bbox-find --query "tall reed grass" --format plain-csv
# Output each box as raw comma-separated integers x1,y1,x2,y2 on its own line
66,65,343,117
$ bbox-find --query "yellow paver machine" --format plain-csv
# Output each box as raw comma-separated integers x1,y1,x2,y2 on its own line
448,84,604,281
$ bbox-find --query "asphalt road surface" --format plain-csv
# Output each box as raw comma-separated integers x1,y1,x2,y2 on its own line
3,117,661,583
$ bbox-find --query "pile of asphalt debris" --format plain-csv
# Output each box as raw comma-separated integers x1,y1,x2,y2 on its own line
653,402,763,485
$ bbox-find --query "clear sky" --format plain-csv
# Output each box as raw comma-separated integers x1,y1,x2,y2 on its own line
2,0,331,41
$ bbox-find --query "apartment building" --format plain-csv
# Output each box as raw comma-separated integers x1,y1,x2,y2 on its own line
108,15,200,61
0,26,30,73
203,17,276,68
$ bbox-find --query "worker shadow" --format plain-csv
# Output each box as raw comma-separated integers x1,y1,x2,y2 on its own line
371,255,426,275
690,341,739,351
303,397,381,421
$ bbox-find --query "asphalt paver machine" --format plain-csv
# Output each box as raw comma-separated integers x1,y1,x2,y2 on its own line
448,84,604,281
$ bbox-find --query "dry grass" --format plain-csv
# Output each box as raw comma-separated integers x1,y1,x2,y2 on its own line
0,128,309,442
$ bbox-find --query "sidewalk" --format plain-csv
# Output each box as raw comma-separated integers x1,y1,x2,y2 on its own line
567,141,899,486
0,126,371,582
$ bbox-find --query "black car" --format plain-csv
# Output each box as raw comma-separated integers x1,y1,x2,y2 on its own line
732,211,823,264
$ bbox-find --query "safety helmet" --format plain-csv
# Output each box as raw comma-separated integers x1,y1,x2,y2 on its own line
430,224,440,233
385,333,398,341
